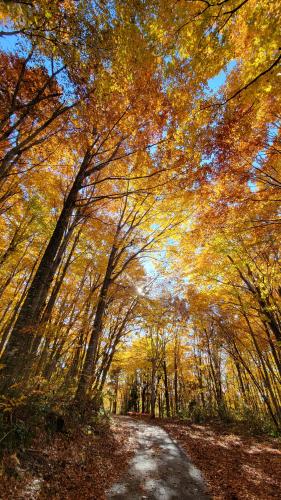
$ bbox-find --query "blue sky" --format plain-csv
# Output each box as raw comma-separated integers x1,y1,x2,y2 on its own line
207,60,237,93
0,32,24,52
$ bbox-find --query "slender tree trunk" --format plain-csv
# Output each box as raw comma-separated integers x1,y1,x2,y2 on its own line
150,358,156,419
141,382,147,414
75,243,118,402
163,360,170,417
174,338,179,415
113,372,119,415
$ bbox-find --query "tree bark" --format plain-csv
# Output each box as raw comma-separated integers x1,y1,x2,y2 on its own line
0,152,90,394
163,360,170,417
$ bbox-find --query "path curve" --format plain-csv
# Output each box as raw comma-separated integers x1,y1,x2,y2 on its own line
107,416,210,500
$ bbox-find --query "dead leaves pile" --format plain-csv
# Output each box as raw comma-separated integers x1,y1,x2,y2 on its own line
158,419,281,499
0,418,132,499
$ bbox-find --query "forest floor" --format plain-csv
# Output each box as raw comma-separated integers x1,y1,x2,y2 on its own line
0,417,133,500
1,414,281,499
153,416,281,499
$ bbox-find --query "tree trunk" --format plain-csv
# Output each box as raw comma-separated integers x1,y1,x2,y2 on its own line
150,359,156,419
163,360,170,417
75,243,118,402
0,153,90,394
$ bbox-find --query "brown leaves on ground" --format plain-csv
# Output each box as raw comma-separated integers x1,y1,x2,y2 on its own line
0,418,133,500
157,419,281,499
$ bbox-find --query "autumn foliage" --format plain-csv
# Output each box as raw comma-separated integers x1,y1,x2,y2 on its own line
0,0,280,458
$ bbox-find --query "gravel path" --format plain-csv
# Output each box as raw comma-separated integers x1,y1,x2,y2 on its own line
106,417,210,500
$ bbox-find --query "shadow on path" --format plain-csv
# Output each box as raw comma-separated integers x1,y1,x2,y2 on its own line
106,417,210,500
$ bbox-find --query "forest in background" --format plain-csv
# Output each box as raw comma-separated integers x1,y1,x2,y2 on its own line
0,0,280,457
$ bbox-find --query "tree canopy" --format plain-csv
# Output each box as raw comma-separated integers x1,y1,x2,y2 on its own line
0,0,280,435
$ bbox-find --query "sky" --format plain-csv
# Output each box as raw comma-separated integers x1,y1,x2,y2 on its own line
207,60,237,93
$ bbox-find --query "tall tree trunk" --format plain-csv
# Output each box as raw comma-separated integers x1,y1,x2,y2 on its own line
150,358,156,419
113,372,119,415
174,337,179,415
163,360,170,417
75,243,118,402
0,153,90,394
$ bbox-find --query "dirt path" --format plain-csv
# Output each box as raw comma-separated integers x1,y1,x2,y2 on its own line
106,417,209,500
